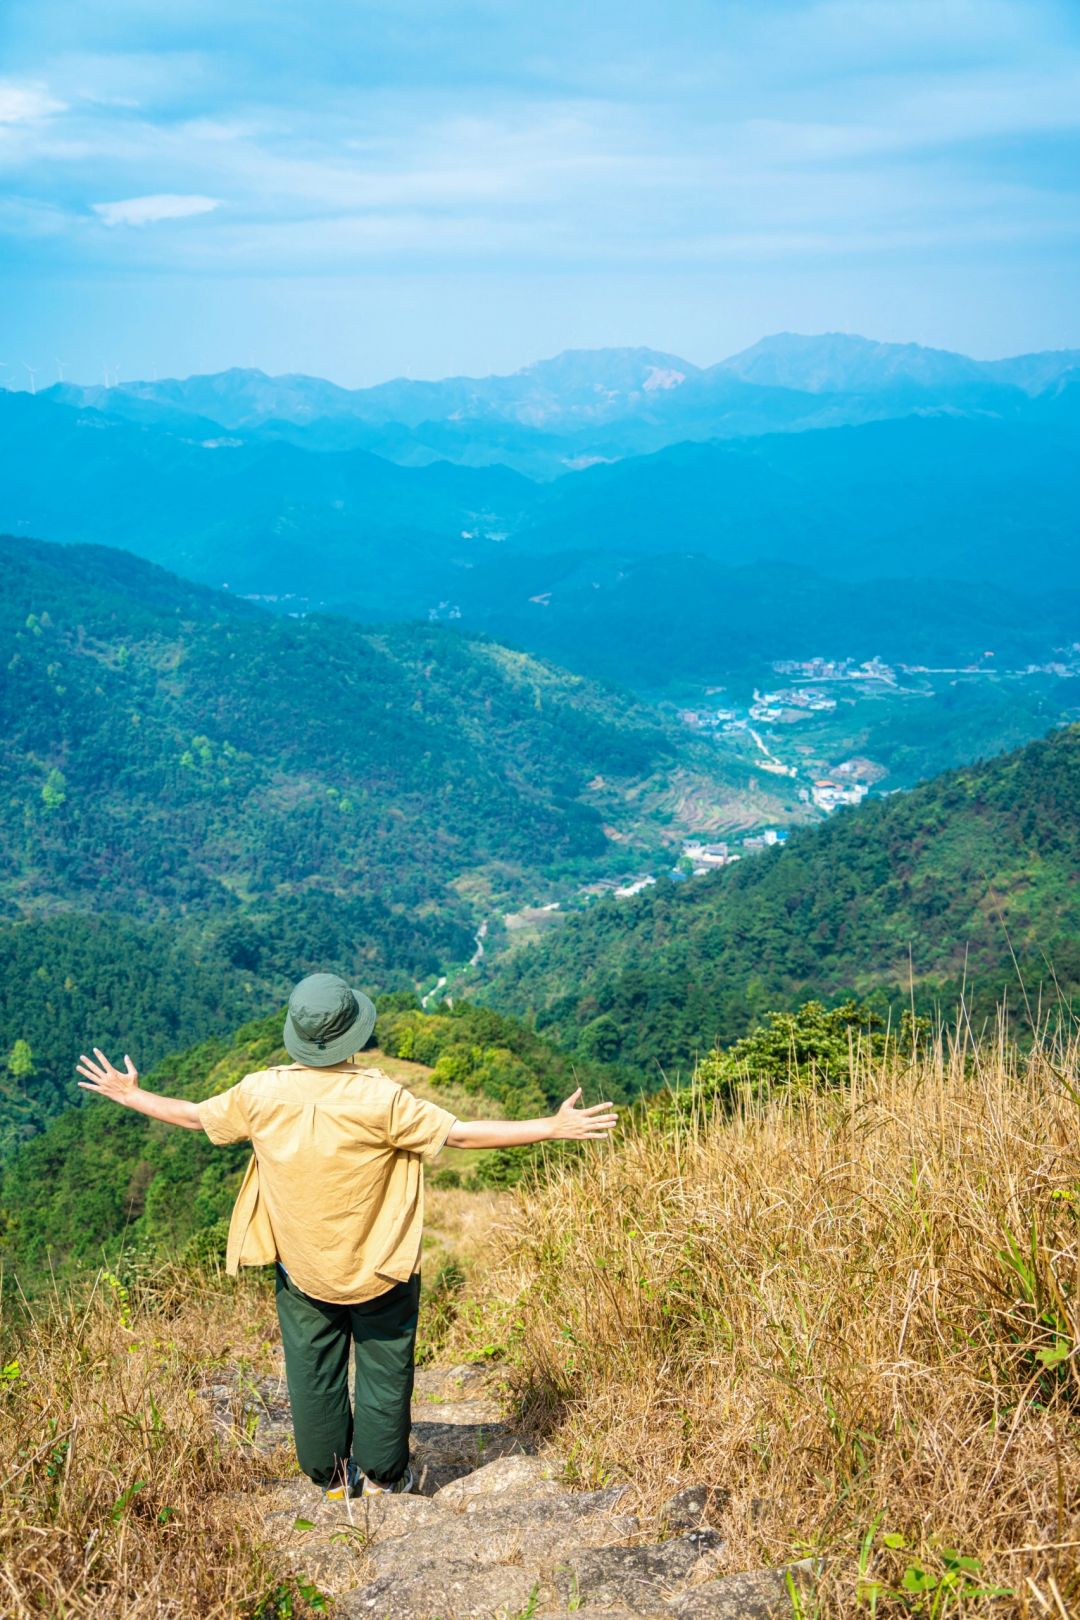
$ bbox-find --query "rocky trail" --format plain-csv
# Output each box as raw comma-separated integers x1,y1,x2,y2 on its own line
201,1360,812,1619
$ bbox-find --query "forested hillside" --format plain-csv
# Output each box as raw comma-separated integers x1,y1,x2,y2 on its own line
482,723,1080,1072
518,415,1080,590
1,534,673,916
446,547,1079,688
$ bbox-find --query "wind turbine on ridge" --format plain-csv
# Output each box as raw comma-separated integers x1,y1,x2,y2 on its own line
55,358,68,382
23,363,37,395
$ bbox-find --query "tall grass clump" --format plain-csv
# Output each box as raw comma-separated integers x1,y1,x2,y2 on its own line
0,1260,305,1619
465,1018,1080,1615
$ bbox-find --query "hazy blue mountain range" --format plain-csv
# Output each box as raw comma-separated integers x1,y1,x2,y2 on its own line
714,331,1080,398
3,331,1077,797
513,415,1080,589
2,378,1076,689
0,388,534,614
23,333,1080,488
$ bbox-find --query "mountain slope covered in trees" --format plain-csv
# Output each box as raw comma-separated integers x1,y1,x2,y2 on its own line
481,723,1080,1074
1,534,678,920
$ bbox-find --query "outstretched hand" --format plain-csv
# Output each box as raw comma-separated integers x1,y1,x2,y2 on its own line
552,1087,618,1141
76,1049,140,1107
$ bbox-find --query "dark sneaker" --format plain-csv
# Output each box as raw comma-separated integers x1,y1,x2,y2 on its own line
324,1459,364,1501
362,1463,415,1496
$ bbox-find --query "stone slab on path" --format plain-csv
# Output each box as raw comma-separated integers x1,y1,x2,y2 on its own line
667,1562,818,1619
433,1454,568,1508
364,1487,637,1582
339,1557,542,1619
240,1356,820,1620
199,1369,294,1455
554,1532,724,1613
413,1363,491,1402
411,1399,506,1426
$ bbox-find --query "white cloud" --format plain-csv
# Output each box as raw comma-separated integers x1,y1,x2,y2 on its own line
0,81,66,124
91,193,222,226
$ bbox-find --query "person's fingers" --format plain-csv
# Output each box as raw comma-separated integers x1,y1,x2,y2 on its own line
75,1063,102,1082
582,1102,616,1116
92,1048,115,1075
122,1055,137,1078
77,1081,103,1093
562,1087,583,1109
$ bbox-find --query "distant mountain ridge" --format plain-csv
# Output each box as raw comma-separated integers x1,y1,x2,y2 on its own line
715,330,1080,396
38,330,1080,422
2,381,1077,697
26,331,1080,479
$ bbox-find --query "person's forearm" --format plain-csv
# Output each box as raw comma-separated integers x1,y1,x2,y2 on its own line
123,1090,203,1130
445,1089,617,1150
77,1050,204,1129
446,1117,555,1150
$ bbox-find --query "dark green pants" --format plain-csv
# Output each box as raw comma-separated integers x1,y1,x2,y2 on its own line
274,1265,419,1487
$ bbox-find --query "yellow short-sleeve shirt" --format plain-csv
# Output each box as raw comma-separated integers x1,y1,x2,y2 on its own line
197,1063,457,1304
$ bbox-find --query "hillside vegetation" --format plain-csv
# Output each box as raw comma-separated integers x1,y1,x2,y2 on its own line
483,722,1080,1072
1,534,669,920
461,1023,1080,1616
0,914,261,1147
0,1262,289,1619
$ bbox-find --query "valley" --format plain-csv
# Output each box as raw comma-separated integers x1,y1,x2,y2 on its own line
476,722,1080,1072
660,646,1080,799
0,533,788,1136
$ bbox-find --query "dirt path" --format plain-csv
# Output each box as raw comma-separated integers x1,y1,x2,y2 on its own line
203,1360,811,1618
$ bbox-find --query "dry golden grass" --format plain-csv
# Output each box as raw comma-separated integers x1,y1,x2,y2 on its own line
0,1186,508,1618
418,1183,510,1360
0,1264,300,1619
458,1028,1080,1616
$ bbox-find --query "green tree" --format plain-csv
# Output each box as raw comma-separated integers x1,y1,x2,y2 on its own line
40,769,66,811
7,1041,34,1083
694,1000,891,1107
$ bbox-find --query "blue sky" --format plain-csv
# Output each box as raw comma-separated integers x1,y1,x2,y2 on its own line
2,0,1079,386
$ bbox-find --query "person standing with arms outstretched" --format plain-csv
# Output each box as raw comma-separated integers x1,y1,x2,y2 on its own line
76,973,618,1500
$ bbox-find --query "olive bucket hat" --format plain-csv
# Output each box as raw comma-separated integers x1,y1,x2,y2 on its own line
283,973,377,1067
